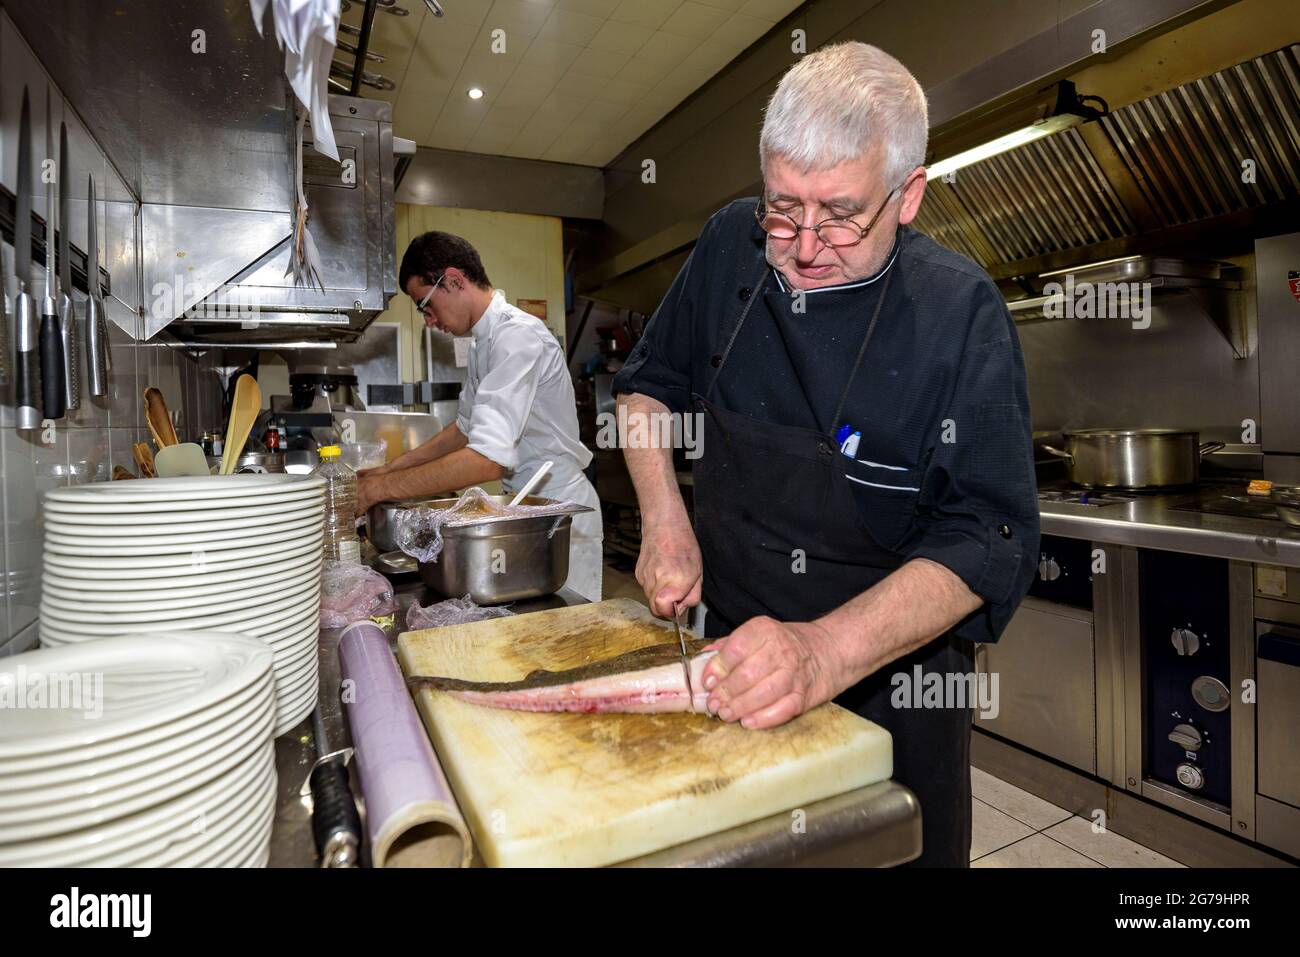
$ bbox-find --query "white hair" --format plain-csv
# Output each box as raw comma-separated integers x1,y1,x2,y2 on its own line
760,42,928,188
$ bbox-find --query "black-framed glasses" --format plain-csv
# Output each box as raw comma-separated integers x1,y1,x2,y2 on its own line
414,272,445,316
755,186,900,248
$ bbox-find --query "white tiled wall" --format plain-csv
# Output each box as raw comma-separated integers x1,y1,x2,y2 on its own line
0,323,225,655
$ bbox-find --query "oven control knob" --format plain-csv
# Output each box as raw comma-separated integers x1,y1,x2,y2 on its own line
1170,627,1200,656
1175,763,1205,790
1038,555,1061,581
1168,723,1202,751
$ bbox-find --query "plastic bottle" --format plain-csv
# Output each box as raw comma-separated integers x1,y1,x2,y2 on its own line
315,445,361,563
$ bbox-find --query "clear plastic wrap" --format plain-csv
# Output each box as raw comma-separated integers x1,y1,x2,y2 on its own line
394,486,579,564
320,559,397,629
406,595,514,631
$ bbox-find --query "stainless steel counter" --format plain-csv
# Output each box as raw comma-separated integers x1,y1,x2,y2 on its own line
1040,493,1300,567
269,577,919,868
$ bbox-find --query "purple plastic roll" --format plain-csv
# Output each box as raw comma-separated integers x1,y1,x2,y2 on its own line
338,620,472,867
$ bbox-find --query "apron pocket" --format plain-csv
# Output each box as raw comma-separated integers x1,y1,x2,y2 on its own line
843,458,919,553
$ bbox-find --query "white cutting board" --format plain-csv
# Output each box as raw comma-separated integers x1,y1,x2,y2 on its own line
397,598,892,867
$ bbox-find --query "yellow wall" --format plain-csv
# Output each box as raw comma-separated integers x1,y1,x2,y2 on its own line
378,204,567,382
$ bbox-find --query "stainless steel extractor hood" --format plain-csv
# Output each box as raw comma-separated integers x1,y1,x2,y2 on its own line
5,0,398,342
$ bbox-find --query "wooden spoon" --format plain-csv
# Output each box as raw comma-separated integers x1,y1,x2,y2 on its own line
219,374,261,476
133,442,157,479
143,387,179,449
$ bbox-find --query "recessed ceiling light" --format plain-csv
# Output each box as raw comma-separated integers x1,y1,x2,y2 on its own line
467,87,484,100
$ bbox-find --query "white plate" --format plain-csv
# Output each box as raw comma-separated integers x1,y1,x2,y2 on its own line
0,744,275,866
36,592,318,640
41,553,320,597
44,474,324,504
0,678,275,811
0,672,274,793
170,778,275,868
0,695,273,843
41,566,322,613
44,515,323,551
38,580,320,627
45,504,325,536
43,487,325,516
0,668,273,776
41,535,324,574
272,690,316,736
0,633,271,758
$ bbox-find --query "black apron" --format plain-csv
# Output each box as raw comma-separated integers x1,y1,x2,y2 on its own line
691,249,973,867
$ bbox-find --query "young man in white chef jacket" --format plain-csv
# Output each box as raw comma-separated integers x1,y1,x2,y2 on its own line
357,231,604,602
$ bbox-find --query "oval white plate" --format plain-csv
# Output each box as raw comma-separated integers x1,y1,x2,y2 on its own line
43,487,324,516
44,474,324,504
41,535,324,574
41,564,321,612
41,553,320,596
0,633,271,758
44,517,323,555
38,579,319,625
45,508,324,538
0,744,274,866
38,585,320,637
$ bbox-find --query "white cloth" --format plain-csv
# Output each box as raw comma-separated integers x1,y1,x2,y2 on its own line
456,291,603,601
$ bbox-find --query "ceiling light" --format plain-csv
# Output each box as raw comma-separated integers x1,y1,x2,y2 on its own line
926,81,1107,180
467,87,484,100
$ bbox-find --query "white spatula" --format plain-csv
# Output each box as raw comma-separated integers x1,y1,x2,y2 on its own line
154,442,211,477
509,460,553,506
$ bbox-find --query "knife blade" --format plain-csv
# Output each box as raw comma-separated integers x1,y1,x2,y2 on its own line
84,174,110,398
58,121,79,413
672,600,694,713
13,87,42,431
39,86,66,420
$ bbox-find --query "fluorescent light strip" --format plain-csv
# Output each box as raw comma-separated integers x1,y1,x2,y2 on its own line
925,113,1084,180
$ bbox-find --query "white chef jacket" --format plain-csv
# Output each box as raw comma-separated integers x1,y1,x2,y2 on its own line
456,291,603,601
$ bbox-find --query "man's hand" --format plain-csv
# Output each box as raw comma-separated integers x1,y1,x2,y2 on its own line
636,519,703,618
701,617,848,730
357,464,390,480
356,474,387,516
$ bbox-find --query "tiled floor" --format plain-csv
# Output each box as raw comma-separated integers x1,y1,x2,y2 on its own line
971,766,1186,867
601,559,1187,868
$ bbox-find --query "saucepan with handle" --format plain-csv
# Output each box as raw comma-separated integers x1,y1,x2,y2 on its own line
1040,428,1225,490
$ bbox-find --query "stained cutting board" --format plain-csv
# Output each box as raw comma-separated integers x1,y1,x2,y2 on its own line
397,598,892,867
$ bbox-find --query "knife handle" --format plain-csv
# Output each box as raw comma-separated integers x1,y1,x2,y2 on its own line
14,292,41,430
39,311,65,420
85,295,110,397
308,758,361,868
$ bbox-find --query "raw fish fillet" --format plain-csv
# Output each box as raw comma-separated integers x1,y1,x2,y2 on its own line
408,639,717,715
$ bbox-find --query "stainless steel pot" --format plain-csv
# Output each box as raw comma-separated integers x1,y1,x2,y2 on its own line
368,495,592,604
1041,429,1225,490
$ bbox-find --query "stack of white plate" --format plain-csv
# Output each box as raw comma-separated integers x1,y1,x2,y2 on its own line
0,633,277,867
40,474,326,735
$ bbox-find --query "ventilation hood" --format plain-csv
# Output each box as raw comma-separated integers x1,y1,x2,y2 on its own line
6,0,399,343
913,43,1300,285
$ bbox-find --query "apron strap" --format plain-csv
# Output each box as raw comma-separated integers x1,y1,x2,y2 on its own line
703,251,771,400
829,251,897,436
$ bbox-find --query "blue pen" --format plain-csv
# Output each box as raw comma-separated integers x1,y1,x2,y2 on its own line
835,424,853,446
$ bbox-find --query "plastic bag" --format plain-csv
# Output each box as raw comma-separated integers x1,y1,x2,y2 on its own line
406,595,513,631
394,486,579,564
320,559,397,629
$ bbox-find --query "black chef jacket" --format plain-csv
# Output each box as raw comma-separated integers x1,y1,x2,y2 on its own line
612,198,1039,643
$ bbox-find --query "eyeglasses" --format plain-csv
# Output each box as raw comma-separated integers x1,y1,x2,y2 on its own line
415,273,445,316
755,186,900,248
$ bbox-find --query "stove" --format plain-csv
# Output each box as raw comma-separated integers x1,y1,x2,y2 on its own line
1037,488,1137,507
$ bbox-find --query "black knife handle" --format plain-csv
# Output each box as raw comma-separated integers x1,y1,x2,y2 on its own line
40,313,65,420
309,758,361,867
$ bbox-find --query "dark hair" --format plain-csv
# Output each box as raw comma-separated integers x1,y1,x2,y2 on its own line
399,231,492,291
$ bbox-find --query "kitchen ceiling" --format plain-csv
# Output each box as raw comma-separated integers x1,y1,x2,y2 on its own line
343,0,802,167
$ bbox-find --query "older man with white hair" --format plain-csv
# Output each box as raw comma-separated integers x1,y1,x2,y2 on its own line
612,42,1039,866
